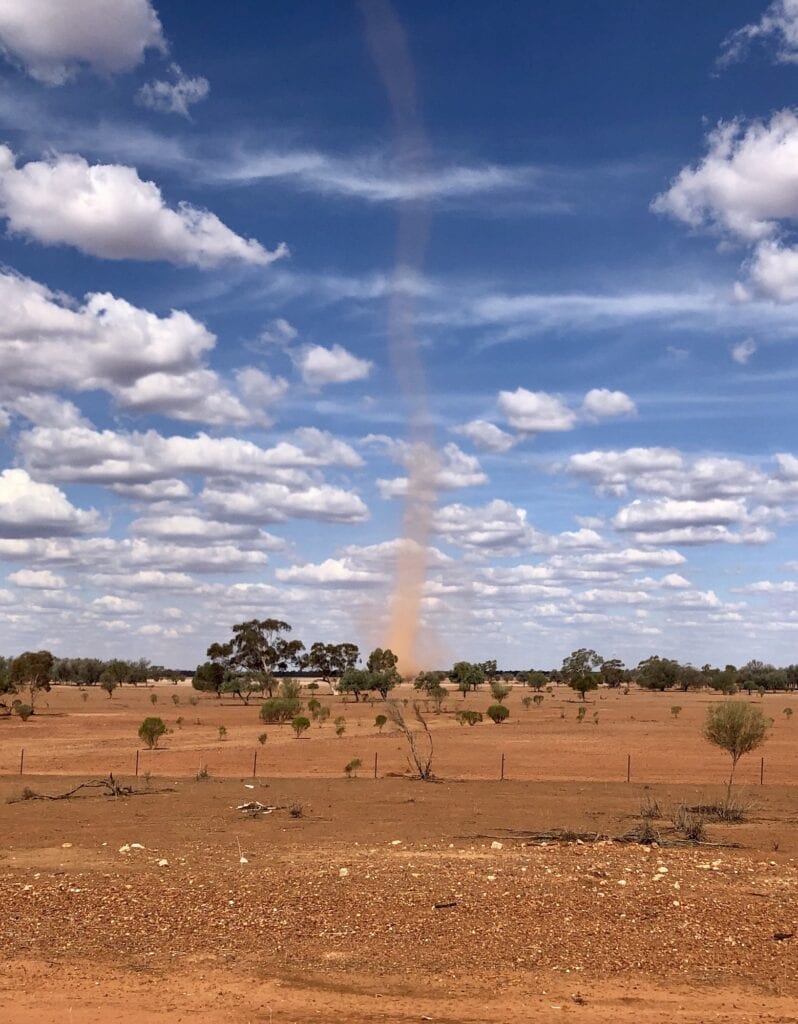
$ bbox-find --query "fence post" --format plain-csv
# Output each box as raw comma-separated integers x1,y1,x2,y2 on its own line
373,751,378,779
500,752,505,781
135,749,139,777
19,748,24,775
760,756,764,786
626,753,631,784
252,750,258,779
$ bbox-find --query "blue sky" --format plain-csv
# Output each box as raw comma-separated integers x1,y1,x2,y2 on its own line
1,0,797,670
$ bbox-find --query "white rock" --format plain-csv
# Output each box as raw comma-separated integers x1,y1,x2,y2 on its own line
61,843,72,849
390,840,402,846
339,867,349,877
491,841,503,850
118,844,131,854
130,843,145,850
239,856,249,865
157,858,169,867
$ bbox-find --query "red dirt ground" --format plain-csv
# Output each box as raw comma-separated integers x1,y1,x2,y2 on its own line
1,684,797,1022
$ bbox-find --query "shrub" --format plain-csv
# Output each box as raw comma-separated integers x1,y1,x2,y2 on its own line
521,695,532,709
784,707,793,720
576,706,586,723
80,691,88,703
486,704,509,725
317,705,331,723
456,709,482,727
189,695,199,706
673,805,707,843
640,796,661,819
533,694,544,707
671,706,682,719
703,701,768,799
259,697,301,724
289,802,303,818
218,725,227,741
13,702,33,722
344,758,362,778
490,681,512,704
101,678,117,699
334,715,346,737
308,698,321,719
307,682,320,692
291,715,311,739
171,694,180,706
138,716,167,749
176,716,184,729
375,713,387,732
149,693,158,705
279,678,303,701
258,732,268,745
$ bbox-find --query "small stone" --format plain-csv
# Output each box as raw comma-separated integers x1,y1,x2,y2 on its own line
61,843,72,849
339,867,349,877
157,858,169,867
118,844,131,854
491,841,503,850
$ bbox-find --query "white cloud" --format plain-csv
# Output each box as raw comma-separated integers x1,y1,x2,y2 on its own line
660,573,692,589
581,388,637,420
88,570,201,592
216,149,542,204
377,442,487,498
434,499,543,555
9,568,65,589
130,513,284,549
137,64,210,118
567,447,684,496
614,497,748,532
0,0,164,84
719,0,798,66
451,419,516,452
201,480,369,524
731,338,757,364
0,145,285,267
297,344,373,388
0,467,101,537
276,558,387,587
498,388,577,434
91,595,143,613
21,424,362,484
652,110,798,302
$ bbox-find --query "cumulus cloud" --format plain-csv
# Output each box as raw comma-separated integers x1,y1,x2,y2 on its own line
731,338,757,364
450,419,516,453
498,388,576,434
91,595,143,613
137,64,210,117
130,513,284,549
275,558,387,587
296,344,373,388
718,0,798,66
0,146,285,267
20,424,361,484
0,467,101,537
652,110,798,301
581,388,637,420
0,270,270,426
613,497,748,533
9,568,65,589
0,0,165,84
201,479,369,524
434,499,543,555
376,442,487,498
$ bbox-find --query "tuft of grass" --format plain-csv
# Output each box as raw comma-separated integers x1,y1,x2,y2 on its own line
686,797,751,823
195,764,210,781
288,801,303,818
673,804,707,842
640,795,661,820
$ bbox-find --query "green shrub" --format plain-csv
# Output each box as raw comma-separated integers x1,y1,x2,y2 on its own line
576,706,586,723
344,758,362,778
456,709,482,726
671,705,682,719
784,707,793,720
291,715,311,738
258,732,268,745
218,725,227,740
334,715,346,737
13,702,33,722
375,713,387,732
533,694,544,707
490,681,512,704
138,716,167,749
521,695,532,709
259,697,301,724
149,693,158,705
486,704,509,724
